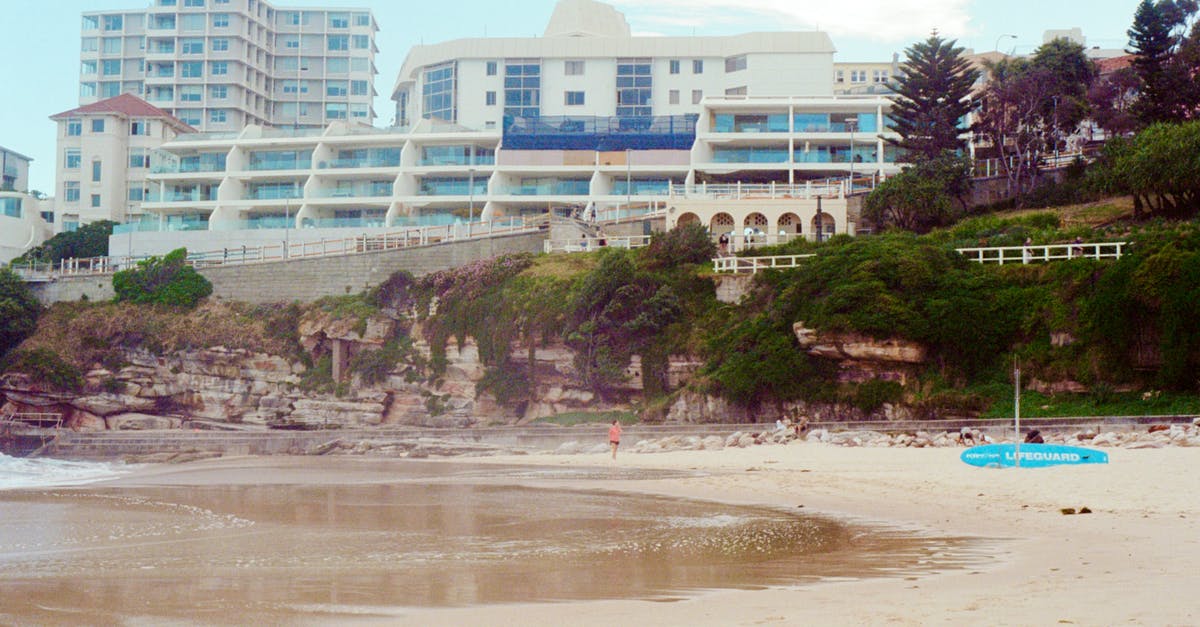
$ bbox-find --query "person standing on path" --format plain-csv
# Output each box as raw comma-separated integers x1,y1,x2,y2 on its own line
608,420,622,459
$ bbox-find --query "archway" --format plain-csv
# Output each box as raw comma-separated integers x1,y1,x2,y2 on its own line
811,213,837,239
777,212,802,235
711,212,734,234
676,212,700,228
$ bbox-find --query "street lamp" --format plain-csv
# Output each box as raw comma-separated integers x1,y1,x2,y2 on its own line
814,196,823,244
625,148,632,217
468,167,475,235
846,117,858,193
1052,96,1060,165
994,34,1017,54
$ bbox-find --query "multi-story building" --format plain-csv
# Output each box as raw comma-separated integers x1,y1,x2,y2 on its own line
0,192,51,264
50,94,194,233
391,0,835,129
79,0,378,131
0,146,33,193
114,0,902,257
833,57,900,95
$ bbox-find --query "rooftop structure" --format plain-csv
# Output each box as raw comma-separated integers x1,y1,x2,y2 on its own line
79,0,378,131
1,146,34,193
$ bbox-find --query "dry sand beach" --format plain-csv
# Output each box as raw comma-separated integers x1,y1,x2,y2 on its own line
2,439,1197,626
409,442,1200,626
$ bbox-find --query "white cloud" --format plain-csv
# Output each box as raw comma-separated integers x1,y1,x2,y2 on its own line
614,0,973,43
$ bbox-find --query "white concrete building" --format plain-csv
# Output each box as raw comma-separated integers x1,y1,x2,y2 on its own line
0,193,52,264
50,94,195,233
1,147,34,193
391,0,835,129
80,0,378,131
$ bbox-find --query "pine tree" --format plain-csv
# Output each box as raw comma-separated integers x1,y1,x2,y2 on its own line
1128,0,1200,125
889,34,981,163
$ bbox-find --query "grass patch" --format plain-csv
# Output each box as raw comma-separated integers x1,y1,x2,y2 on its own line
519,253,599,280
978,388,1200,419
533,410,638,426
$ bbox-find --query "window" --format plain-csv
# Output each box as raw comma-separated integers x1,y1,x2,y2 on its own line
851,70,866,83
92,160,102,182
210,61,228,75
329,12,349,28
327,81,348,96
503,60,540,119
282,36,299,49
182,38,204,54
180,85,202,101
181,62,203,78
82,15,99,30
212,13,229,28
485,91,496,106
616,58,651,117
350,104,368,119
565,60,584,76
100,82,120,98
129,187,145,201
354,13,370,26
82,38,98,52
103,15,123,31
669,59,680,75
564,91,585,106
351,57,368,72
423,61,457,122
835,70,844,83
486,61,497,76
67,119,82,136
102,37,122,54
210,85,228,99
102,60,121,76
92,119,105,133
693,59,704,74
130,119,149,135
351,80,368,95
65,181,80,202
129,149,148,168
692,89,703,105
91,194,102,208
668,89,679,105
326,103,348,119
873,69,889,83
211,38,229,51
725,86,747,96
328,35,349,51
725,55,747,73
210,109,227,123
184,0,205,6
65,150,81,170
0,198,21,219
327,58,349,74
177,109,202,126
181,14,205,31
80,83,97,98
352,35,369,49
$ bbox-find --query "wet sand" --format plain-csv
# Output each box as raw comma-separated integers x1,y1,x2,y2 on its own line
3,443,1197,626
0,456,980,625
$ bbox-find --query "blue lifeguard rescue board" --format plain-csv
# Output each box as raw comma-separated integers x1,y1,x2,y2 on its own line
961,443,1110,468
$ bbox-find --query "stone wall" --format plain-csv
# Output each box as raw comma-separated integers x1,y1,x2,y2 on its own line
29,232,546,306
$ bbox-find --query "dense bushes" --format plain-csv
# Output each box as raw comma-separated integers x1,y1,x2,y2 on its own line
112,248,212,308
0,267,41,361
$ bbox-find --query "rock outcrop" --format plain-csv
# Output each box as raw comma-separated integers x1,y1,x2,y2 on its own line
793,322,927,384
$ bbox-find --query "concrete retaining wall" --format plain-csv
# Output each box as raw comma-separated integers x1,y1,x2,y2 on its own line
29,231,547,305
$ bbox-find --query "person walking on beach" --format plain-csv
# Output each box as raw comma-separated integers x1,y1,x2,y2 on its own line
609,420,622,459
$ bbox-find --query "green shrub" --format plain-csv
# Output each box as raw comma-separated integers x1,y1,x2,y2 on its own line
0,267,41,360
850,380,904,413
112,248,212,308
1,348,84,391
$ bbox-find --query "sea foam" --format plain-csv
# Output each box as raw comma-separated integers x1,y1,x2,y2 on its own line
0,454,133,490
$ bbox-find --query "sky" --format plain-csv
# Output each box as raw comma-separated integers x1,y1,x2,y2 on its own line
1,0,1140,194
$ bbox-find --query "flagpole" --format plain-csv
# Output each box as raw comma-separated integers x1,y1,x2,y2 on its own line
1014,357,1021,469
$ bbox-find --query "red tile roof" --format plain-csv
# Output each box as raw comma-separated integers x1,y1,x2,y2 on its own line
50,93,194,132
1095,55,1134,75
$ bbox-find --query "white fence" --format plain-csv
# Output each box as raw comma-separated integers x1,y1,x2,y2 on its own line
956,242,1126,265
713,254,815,274
544,235,653,254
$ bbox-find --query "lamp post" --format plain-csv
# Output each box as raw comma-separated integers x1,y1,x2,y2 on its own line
625,148,632,217
284,197,290,259
1052,95,1059,165
846,117,857,194
468,167,475,236
814,196,823,244
994,34,1017,54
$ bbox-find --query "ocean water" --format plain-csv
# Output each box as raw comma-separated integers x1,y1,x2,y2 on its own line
0,453,136,490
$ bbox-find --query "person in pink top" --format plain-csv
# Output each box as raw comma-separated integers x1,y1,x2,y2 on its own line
608,420,622,459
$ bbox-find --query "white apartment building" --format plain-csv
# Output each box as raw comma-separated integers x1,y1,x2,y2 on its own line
0,193,51,264
392,0,835,129
1,147,34,193
50,94,195,233
80,0,378,131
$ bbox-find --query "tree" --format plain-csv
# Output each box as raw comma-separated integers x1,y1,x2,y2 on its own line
11,220,116,266
974,41,1095,203
1097,121,1200,217
0,267,41,361
112,248,212,308
889,34,981,163
1088,67,1142,137
862,168,955,232
1128,0,1200,125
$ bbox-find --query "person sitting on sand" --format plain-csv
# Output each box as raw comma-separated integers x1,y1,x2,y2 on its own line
609,420,622,459
1024,429,1045,444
